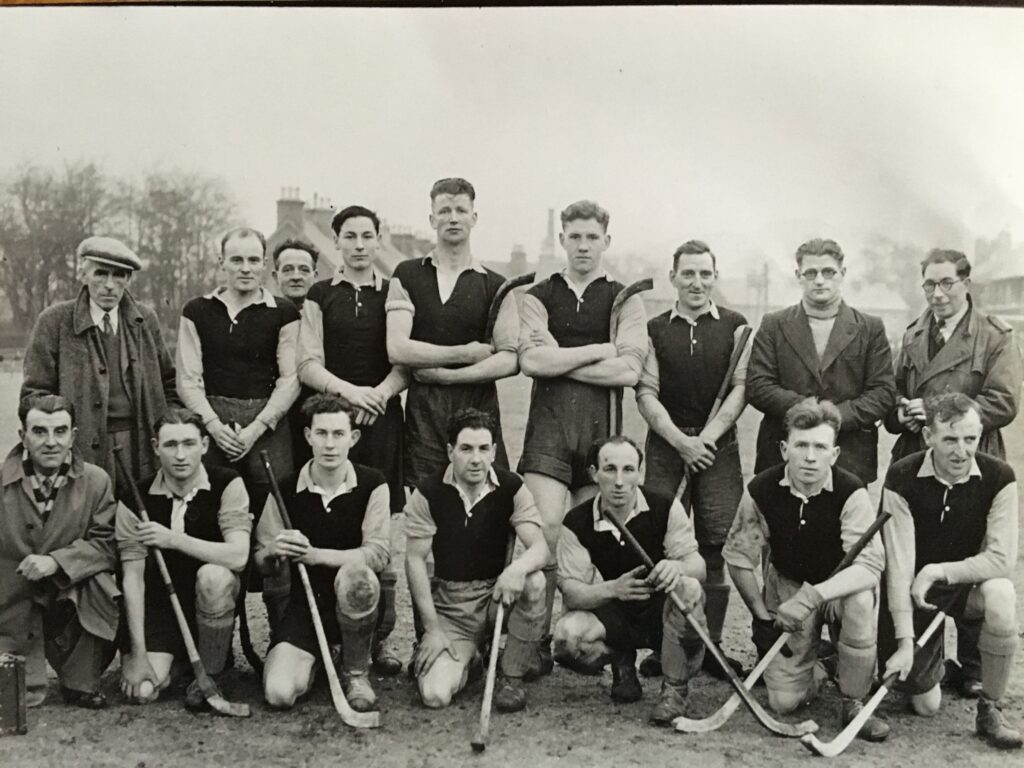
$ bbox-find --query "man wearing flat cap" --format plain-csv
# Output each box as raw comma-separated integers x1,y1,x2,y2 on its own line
22,236,178,499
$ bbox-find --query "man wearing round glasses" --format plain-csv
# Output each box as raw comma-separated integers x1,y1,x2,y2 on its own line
883,249,1021,700
747,238,896,485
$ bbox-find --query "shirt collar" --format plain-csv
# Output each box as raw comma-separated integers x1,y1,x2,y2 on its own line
88,300,119,332
592,489,650,537
204,286,278,308
670,300,720,324
442,463,500,514
556,269,609,301
779,467,834,500
423,252,487,275
331,265,385,290
931,301,970,336
917,449,982,487
148,465,211,498
297,459,358,508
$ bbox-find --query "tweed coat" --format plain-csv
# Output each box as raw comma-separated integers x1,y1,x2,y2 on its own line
746,301,897,484
884,299,1022,462
21,287,177,483
0,448,121,671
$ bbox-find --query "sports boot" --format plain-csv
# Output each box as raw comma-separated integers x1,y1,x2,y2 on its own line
610,650,642,703
976,695,1023,750
342,671,378,713
525,635,554,680
639,651,663,678
372,642,403,677
649,679,689,726
493,675,527,713
841,697,890,742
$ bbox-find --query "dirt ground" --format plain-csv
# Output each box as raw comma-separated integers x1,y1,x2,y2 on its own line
1,369,1022,768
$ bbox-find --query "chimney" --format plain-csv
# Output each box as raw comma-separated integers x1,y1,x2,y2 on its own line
307,191,335,236
276,187,304,229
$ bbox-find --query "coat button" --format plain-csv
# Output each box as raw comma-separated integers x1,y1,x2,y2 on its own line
26,523,34,530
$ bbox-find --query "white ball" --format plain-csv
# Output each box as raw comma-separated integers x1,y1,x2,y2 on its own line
138,680,155,699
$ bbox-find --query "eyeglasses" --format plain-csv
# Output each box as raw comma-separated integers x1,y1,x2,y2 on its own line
799,267,840,281
922,278,963,294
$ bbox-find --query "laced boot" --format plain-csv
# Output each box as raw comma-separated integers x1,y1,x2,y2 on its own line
841,697,891,742
610,650,642,703
342,672,378,713
649,679,689,726
371,642,403,677
493,674,527,713
976,695,1023,750
639,651,663,678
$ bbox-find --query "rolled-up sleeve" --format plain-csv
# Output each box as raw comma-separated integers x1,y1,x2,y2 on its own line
881,485,916,640
663,498,700,561
216,477,252,538
722,489,768,572
557,525,599,587
491,291,520,353
613,294,648,376
385,276,415,315
115,502,147,563
403,489,437,540
358,483,391,572
510,484,544,529
636,336,660,400
518,294,549,354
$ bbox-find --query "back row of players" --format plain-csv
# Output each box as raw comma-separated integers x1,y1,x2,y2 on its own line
8,177,1021,750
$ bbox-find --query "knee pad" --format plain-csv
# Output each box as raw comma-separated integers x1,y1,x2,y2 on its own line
334,567,380,620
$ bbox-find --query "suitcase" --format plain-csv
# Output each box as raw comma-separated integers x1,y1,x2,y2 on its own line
0,653,28,735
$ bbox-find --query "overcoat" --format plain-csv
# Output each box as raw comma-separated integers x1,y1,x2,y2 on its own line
21,287,177,483
0,448,121,687
884,299,1022,462
746,301,896,483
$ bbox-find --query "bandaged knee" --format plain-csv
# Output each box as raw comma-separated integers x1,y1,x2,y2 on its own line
334,566,380,622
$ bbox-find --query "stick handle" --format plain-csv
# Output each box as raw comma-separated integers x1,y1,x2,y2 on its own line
477,602,505,739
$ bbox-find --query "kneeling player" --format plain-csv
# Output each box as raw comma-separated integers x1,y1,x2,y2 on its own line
553,436,707,725
405,408,549,712
118,408,252,706
257,395,391,712
881,393,1021,750
722,398,889,741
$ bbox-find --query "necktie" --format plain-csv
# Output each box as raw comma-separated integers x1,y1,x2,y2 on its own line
102,312,113,335
928,318,945,361
40,476,53,498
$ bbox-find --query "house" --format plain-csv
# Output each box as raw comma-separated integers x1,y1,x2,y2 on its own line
972,231,1024,330
265,188,430,279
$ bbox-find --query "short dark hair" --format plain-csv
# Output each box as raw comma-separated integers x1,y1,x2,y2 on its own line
671,240,717,271
795,238,844,267
331,205,381,236
153,407,206,439
920,248,971,278
301,393,355,430
272,238,319,268
430,178,475,203
446,408,495,446
561,200,610,232
586,435,644,470
784,397,842,440
924,392,982,428
220,226,267,257
18,394,75,427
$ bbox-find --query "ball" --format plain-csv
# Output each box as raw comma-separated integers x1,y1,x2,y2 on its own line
138,680,155,699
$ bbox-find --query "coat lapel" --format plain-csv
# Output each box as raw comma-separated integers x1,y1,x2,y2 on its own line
918,306,975,386
820,302,860,373
779,305,824,385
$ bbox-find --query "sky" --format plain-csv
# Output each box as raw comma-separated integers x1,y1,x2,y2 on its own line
2,5,1023,288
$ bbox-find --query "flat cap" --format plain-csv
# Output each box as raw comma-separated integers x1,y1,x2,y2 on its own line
76,236,142,272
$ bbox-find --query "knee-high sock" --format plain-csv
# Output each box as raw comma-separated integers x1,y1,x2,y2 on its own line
978,626,1017,700
375,567,398,646
196,601,236,675
662,595,705,683
262,569,291,638
502,582,547,678
338,611,376,675
836,640,876,700
956,616,982,681
703,583,731,645
541,564,558,637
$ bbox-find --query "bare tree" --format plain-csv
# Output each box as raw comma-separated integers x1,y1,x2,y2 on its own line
0,162,111,334
112,170,238,332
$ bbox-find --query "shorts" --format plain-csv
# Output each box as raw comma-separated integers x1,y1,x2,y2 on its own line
272,592,343,657
349,398,405,514
590,594,667,652
643,428,743,549
432,578,500,647
878,583,975,695
518,379,611,490
405,381,508,489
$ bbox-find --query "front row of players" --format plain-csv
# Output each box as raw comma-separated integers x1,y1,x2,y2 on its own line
2,390,1018,750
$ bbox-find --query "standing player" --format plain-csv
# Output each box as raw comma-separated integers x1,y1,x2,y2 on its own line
746,238,896,484
297,205,409,676
637,240,750,678
881,393,1020,750
518,200,648,670
257,395,391,712
386,177,519,488
117,408,251,707
723,398,889,741
553,436,708,725
405,409,548,712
